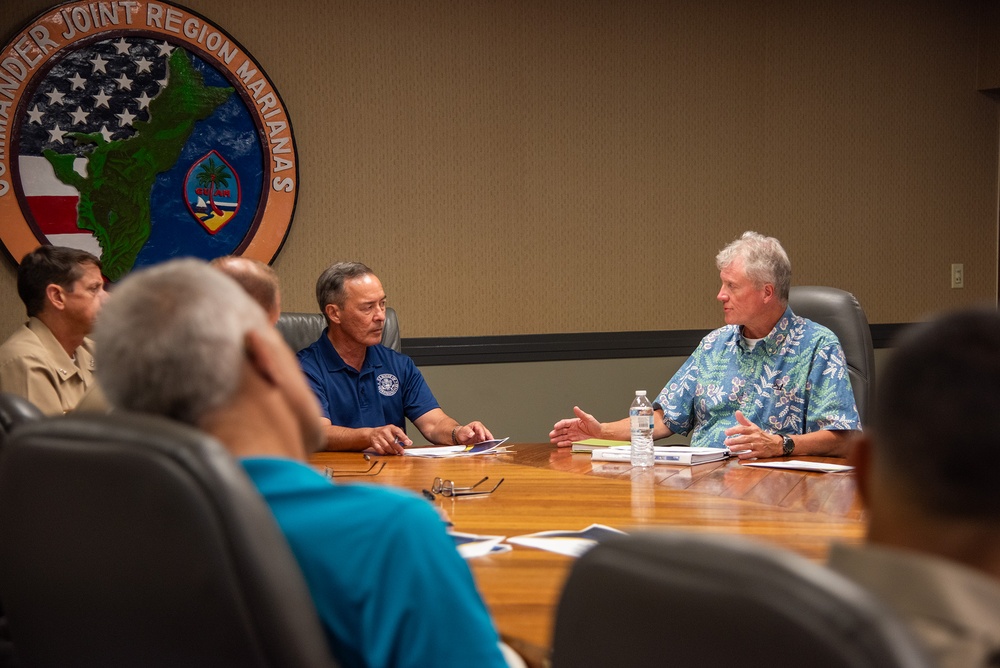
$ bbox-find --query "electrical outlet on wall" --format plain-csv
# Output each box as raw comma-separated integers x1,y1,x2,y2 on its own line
951,263,964,289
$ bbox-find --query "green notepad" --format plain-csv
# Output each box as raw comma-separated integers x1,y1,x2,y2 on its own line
570,438,630,453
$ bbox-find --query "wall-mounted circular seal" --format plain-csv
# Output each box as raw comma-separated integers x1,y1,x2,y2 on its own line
0,1,298,280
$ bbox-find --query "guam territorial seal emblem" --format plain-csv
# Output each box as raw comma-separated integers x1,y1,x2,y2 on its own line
0,1,297,280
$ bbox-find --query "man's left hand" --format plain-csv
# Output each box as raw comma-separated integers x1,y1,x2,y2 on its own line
453,421,493,445
723,411,783,459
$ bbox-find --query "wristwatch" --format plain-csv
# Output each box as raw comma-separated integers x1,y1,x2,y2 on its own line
781,435,795,457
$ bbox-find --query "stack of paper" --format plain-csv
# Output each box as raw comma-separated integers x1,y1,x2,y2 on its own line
404,438,510,458
591,445,729,466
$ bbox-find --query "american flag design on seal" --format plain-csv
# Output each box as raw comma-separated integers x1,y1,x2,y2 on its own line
0,1,298,280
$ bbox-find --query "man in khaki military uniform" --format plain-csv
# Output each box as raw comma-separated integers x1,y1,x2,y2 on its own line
0,246,108,415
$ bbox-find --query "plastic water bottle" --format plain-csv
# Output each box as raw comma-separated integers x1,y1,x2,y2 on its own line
630,390,654,468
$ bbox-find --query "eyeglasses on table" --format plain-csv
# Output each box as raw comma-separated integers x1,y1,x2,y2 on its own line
324,460,386,478
427,475,504,498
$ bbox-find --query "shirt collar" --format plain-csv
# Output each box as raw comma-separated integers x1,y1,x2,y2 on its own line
737,305,795,355
317,332,382,375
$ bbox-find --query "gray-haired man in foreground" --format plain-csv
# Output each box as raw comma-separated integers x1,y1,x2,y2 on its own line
93,259,517,668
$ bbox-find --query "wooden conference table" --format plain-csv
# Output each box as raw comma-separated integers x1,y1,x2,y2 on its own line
310,443,864,654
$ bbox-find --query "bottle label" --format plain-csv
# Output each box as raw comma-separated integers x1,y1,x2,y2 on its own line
630,414,654,430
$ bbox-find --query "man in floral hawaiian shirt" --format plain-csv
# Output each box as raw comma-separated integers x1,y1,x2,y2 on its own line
550,231,860,459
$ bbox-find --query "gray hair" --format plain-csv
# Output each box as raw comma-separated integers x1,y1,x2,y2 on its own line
715,231,791,301
315,261,374,315
94,258,268,425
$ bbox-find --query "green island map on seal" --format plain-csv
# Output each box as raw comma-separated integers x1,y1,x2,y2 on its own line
42,49,233,281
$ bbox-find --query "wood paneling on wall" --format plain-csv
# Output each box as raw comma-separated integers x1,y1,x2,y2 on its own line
0,0,996,340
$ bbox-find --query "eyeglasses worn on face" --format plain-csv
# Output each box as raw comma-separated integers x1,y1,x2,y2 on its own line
429,475,504,497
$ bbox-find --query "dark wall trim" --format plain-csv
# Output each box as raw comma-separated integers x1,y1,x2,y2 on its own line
402,323,911,367
869,323,908,349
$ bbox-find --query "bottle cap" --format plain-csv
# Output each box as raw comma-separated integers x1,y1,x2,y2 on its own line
636,390,647,396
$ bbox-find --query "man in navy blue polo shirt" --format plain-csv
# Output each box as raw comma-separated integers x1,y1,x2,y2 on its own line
298,261,493,454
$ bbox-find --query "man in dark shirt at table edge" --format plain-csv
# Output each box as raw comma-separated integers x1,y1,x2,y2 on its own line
297,261,493,455
828,307,1000,668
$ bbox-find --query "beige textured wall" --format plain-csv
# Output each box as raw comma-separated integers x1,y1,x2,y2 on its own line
0,0,997,341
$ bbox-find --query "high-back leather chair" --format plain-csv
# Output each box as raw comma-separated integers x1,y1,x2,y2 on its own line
0,392,43,452
788,286,875,424
551,532,930,668
0,392,43,662
0,412,338,668
277,307,401,353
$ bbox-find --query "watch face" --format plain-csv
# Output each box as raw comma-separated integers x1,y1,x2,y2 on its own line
782,436,794,456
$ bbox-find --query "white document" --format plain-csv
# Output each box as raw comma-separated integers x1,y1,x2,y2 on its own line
450,532,511,559
742,459,854,473
404,445,465,458
404,438,510,458
506,524,627,558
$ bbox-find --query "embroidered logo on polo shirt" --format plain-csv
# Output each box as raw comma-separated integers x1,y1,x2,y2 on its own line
376,373,399,397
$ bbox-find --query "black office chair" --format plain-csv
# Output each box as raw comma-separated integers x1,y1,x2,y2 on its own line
0,412,338,668
788,286,875,424
0,392,43,452
551,531,931,668
277,307,401,353
0,392,43,661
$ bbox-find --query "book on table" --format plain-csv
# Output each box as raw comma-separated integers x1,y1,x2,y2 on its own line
570,438,630,453
590,445,729,466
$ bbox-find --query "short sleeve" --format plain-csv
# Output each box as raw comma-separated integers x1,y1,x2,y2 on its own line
365,501,507,668
297,346,332,420
803,339,861,431
397,355,440,422
655,346,703,436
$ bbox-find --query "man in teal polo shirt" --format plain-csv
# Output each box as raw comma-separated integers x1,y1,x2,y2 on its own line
93,259,514,668
298,261,493,455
